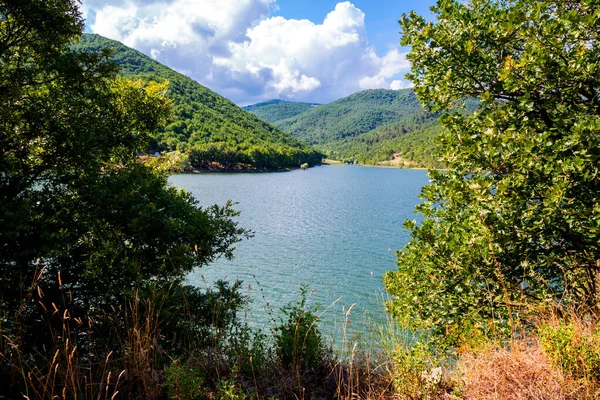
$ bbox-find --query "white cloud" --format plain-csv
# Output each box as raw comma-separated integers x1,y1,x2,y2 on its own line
359,49,411,90
83,0,412,104
150,48,161,59
390,79,413,90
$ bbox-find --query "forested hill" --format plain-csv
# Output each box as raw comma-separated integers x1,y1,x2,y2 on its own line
74,34,323,170
323,115,444,168
274,89,425,145
258,89,479,169
243,100,321,124
252,89,444,168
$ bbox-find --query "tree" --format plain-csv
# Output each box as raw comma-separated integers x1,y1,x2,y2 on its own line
72,33,324,171
384,0,600,346
0,0,245,358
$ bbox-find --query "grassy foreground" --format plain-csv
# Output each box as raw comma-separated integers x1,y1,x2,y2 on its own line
3,277,599,400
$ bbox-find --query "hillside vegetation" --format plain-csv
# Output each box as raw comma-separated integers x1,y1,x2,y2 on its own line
275,89,424,144
243,99,320,124
74,34,323,170
325,116,443,167
323,98,478,167
244,90,478,168
243,89,445,168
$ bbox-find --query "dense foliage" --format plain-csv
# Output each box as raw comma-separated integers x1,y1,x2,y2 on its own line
0,0,249,394
74,34,323,170
276,89,425,145
384,0,600,346
243,99,321,124
259,89,457,168
323,99,479,167
274,285,325,370
325,114,443,167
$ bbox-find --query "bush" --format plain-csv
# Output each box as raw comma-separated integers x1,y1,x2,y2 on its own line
273,285,325,370
385,0,600,348
164,361,206,400
232,326,270,377
215,379,247,400
539,317,600,384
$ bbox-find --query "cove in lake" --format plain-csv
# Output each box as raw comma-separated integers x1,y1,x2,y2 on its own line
169,165,429,335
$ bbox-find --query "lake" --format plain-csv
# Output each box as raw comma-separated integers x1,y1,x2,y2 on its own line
169,165,429,337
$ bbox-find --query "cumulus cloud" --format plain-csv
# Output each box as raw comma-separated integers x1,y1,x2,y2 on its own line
390,80,413,90
359,49,411,90
83,0,412,104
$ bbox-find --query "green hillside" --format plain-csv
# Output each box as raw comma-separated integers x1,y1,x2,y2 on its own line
260,89,444,168
266,90,479,169
275,89,424,145
74,34,323,170
243,100,321,123
324,115,444,168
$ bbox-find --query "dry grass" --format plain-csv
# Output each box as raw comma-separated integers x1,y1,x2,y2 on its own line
332,304,395,400
457,339,587,400
2,297,166,400
11,273,600,400
0,266,167,399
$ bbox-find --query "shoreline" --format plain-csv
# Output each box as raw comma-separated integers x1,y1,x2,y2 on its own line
190,167,293,174
170,161,437,174
366,163,430,170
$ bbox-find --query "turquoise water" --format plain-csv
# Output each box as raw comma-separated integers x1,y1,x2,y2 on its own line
169,165,428,335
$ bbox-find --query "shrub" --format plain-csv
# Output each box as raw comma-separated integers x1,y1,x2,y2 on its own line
273,285,324,370
164,361,206,400
216,379,247,400
232,326,270,377
539,317,600,384
389,339,448,400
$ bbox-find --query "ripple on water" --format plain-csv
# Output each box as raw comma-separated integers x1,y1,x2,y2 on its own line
169,165,428,334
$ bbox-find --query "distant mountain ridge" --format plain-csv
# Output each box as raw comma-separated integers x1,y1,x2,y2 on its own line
243,100,321,124
243,89,478,168
244,89,443,168
323,115,444,167
273,89,424,145
74,34,323,170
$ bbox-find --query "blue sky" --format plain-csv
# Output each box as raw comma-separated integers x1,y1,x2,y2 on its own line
273,0,436,54
82,0,437,105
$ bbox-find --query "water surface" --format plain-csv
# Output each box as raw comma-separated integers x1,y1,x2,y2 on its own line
169,165,428,334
